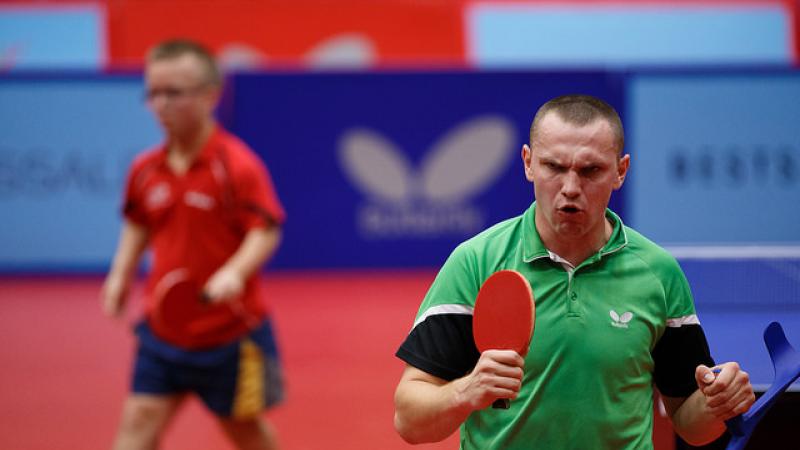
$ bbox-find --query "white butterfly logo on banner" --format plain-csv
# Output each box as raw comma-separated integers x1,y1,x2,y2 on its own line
337,115,516,238
218,33,376,70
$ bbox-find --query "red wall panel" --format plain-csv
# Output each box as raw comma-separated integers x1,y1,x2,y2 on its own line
106,0,465,68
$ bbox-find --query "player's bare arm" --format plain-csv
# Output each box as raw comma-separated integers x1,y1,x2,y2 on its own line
101,220,149,318
204,226,282,302
662,362,755,446
394,351,524,444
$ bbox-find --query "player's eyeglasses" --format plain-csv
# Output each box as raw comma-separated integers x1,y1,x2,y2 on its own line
144,84,208,103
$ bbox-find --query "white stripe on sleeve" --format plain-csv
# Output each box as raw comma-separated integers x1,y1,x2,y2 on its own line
412,304,474,330
666,314,700,328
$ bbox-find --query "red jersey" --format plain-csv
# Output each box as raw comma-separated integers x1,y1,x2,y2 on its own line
123,125,285,349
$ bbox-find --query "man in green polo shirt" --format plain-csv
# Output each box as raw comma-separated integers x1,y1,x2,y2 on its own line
393,94,755,449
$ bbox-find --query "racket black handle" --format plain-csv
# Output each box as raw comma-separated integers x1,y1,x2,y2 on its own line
492,398,510,409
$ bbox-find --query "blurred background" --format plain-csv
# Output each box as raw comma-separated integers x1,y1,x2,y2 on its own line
1,0,799,449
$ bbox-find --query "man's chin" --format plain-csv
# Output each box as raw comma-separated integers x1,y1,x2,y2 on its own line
161,123,186,137
555,222,587,238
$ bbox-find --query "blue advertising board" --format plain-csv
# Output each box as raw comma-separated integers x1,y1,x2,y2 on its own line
0,71,624,272
627,70,800,245
224,71,626,268
0,76,161,272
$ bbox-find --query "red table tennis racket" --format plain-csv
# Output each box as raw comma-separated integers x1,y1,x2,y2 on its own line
150,268,210,335
151,268,261,335
473,270,535,409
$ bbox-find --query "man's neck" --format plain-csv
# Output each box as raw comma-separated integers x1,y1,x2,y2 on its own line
538,216,613,268
166,120,214,174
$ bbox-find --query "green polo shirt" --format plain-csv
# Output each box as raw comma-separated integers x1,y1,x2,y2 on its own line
397,203,705,450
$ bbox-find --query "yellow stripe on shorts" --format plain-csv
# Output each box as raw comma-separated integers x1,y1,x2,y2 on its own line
232,339,265,419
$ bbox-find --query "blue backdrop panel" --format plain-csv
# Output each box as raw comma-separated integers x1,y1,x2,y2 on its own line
224,71,625,269
0,75,161,272
468,5,790,68
0,5,105,70
627,70,800,245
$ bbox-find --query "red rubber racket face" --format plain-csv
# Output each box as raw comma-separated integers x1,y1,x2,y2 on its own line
151,270,208,335
473,270,535,356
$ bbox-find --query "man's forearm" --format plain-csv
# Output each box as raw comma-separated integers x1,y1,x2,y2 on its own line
667,390,726,446
394,351,525,444
222,227,282,279
109,221,149,278
394,375,472,444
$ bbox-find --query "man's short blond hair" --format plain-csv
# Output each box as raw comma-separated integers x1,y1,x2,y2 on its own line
530,94,625,156
147,39,222,87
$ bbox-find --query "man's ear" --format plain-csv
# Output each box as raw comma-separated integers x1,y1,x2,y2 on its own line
522,145,534,182
614,154,630,189
204,85,223,112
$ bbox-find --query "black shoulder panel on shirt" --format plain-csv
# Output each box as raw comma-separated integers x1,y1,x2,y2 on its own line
652,324,716,398
395,314,479,381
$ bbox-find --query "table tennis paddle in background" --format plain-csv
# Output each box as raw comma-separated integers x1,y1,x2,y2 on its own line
472,270,535,409
150,268,210,335
150,268,260,334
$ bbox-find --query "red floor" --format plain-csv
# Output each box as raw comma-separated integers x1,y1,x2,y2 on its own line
0,272,674,449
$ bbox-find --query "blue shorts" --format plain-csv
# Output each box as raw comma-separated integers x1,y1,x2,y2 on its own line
131,319,284,418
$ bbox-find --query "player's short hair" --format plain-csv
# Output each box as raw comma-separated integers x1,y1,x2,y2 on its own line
530,94,625,155
147,39,222,87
